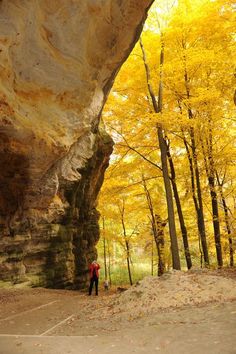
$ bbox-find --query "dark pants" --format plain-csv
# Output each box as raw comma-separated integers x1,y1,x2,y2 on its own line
89,276,98,295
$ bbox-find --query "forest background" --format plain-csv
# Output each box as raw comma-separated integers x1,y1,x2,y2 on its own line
97,0,236,286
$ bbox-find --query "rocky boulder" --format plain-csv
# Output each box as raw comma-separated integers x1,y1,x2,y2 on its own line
0,0,153,287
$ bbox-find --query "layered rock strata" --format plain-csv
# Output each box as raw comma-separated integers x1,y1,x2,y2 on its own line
0,0,153,287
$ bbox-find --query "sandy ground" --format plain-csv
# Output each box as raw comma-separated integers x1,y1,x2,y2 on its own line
0,269,236,354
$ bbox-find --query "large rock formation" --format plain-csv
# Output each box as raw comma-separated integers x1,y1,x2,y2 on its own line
0,0,153,288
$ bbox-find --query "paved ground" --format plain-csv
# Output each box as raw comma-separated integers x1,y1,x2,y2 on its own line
0,288,235,354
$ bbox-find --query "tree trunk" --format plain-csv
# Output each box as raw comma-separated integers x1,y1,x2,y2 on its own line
182,55,209,266
166,138,192,269
107,239,112,286
183,135,208,266
155,214,167,276
221,194,234,267
102,217,108,279
208,175,223,267
151,238,154,276
119,201,133,285
207,123,223,267
200,124,223,267
140,36,181,270
217,174,234,266
157,127,181,269
142,176,165,276
125,239,133,286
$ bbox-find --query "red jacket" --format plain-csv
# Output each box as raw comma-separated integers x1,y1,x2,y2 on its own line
89,263,100,278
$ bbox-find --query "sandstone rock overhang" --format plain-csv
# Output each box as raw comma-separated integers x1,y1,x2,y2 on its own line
0,0,154,287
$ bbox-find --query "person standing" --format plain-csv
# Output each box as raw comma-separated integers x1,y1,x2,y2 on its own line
88,260,100,296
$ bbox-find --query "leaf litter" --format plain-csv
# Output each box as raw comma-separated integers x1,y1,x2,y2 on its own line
96,269,236,320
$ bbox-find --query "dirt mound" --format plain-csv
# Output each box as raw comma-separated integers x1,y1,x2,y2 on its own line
113,270,236,317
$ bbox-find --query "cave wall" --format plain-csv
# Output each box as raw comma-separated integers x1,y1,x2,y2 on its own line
0,0,153,287
0,130,113,287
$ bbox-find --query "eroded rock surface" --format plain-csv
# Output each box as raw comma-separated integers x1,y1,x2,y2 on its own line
0,0,153,287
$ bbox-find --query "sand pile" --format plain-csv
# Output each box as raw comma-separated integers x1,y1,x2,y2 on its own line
113,270,236,317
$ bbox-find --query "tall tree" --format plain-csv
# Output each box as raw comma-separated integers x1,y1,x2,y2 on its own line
142,175,166,275
200,117,223,267
216,172,234,267
165,137,192,269
140,36,181,270
119,200,133,286
102,216,108,280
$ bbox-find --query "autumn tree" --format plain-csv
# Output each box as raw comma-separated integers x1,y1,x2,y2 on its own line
97,0,235,279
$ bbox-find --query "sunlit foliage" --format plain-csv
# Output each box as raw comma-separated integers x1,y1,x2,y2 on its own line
97,0,236,283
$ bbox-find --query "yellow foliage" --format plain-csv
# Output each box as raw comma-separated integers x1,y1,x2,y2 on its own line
98,0,236,269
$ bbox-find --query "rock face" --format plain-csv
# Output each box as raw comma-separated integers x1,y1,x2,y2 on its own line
0,0,153,287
